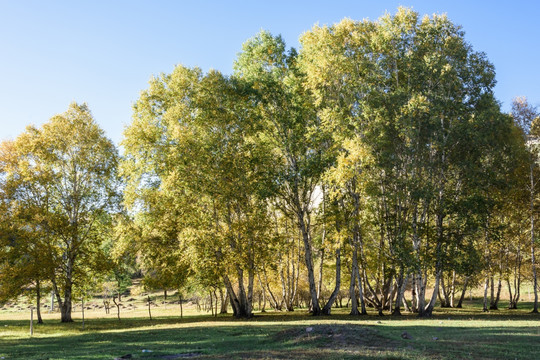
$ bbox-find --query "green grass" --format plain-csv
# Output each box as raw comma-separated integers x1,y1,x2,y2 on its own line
1,302,540,360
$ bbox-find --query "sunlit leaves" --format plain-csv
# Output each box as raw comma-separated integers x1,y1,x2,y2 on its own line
0,103,119,320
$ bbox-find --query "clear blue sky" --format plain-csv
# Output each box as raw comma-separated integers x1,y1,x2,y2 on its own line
1,0,539,145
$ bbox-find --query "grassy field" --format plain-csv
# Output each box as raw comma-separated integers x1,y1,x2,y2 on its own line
1,295,540,360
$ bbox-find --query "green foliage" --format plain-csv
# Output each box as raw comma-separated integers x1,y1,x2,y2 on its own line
122,62,280,316
1,7,536,320
0,103,120,320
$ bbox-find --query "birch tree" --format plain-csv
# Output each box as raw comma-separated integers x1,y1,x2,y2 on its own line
234,31,336,315
0,103,119,322
300,8,503,316
123,66,276,318
511,96,540,313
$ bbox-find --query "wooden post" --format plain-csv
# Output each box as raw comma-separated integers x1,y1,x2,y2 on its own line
82,298,85,330
50,291,55,313
214,291,218,317
30,307,34,336
147,296,152,321
179,292,183,319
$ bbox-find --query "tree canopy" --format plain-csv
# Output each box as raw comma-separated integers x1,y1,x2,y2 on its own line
1,8,538,321
0,103,119,322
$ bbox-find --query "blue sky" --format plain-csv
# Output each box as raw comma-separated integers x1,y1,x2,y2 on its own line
1,0,539,145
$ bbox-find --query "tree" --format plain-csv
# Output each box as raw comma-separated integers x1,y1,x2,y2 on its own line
0,103,119,322
300,8,506,316
234,31,336,315
104,216,139,302
511,96,540,313
114,211,190,305
122,66,276,318
0,214,50,324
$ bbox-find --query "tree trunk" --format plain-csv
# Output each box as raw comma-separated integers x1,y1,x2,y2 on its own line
219,287,229,314
411,275,417,312
349,225,367,316
234,265,254,318
224,277,240,317
456,276,469,308
60,259,74,322
489,275,496,309
508,244,523,309
430,212,446,315
236,267,248,317
247,258,255,317
263,267,281,311
402,290,412,312
415,271,426,316
482,276,489,312
214,290,219,317
317,246,325,303
439,274,450,308
532,243,538,312
322,247,341,315
392,269,406,316
490,277,502,310
36,280,43,324
349,253,359,316
317,187,326,302
296,210,320,315
60,288,73,322
179,292,183,318
261,286,266,312
349,184,366,315
113,296,121,320
388,278,397,314
50,291,55,313
224,272,251,318
30,306,33,336
420,270,440,317
363,268,382,311
292,234,301,309
279,258,289,310
450,270,456,307
81,298,85,330
412,206,425,316
257,276,267,313
495,277,502,307
355,261,367,315
52,280,63,315
531,162,539,313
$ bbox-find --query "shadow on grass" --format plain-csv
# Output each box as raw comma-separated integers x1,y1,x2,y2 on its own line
1,310,540,360
0,322,406,360
1,302,540,330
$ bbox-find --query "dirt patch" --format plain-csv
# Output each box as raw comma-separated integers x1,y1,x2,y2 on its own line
203,349,351,359
272,324,399,351
201,325,403,359
158,353,202,359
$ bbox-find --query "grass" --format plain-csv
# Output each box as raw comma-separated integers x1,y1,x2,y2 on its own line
1,298,540,360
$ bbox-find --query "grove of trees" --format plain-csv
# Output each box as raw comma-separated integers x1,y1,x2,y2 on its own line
1,8,540,321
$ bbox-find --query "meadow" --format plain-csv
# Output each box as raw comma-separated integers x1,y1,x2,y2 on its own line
1,292,539,360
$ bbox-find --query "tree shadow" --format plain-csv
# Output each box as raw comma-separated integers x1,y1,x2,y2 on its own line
1,313,539,359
